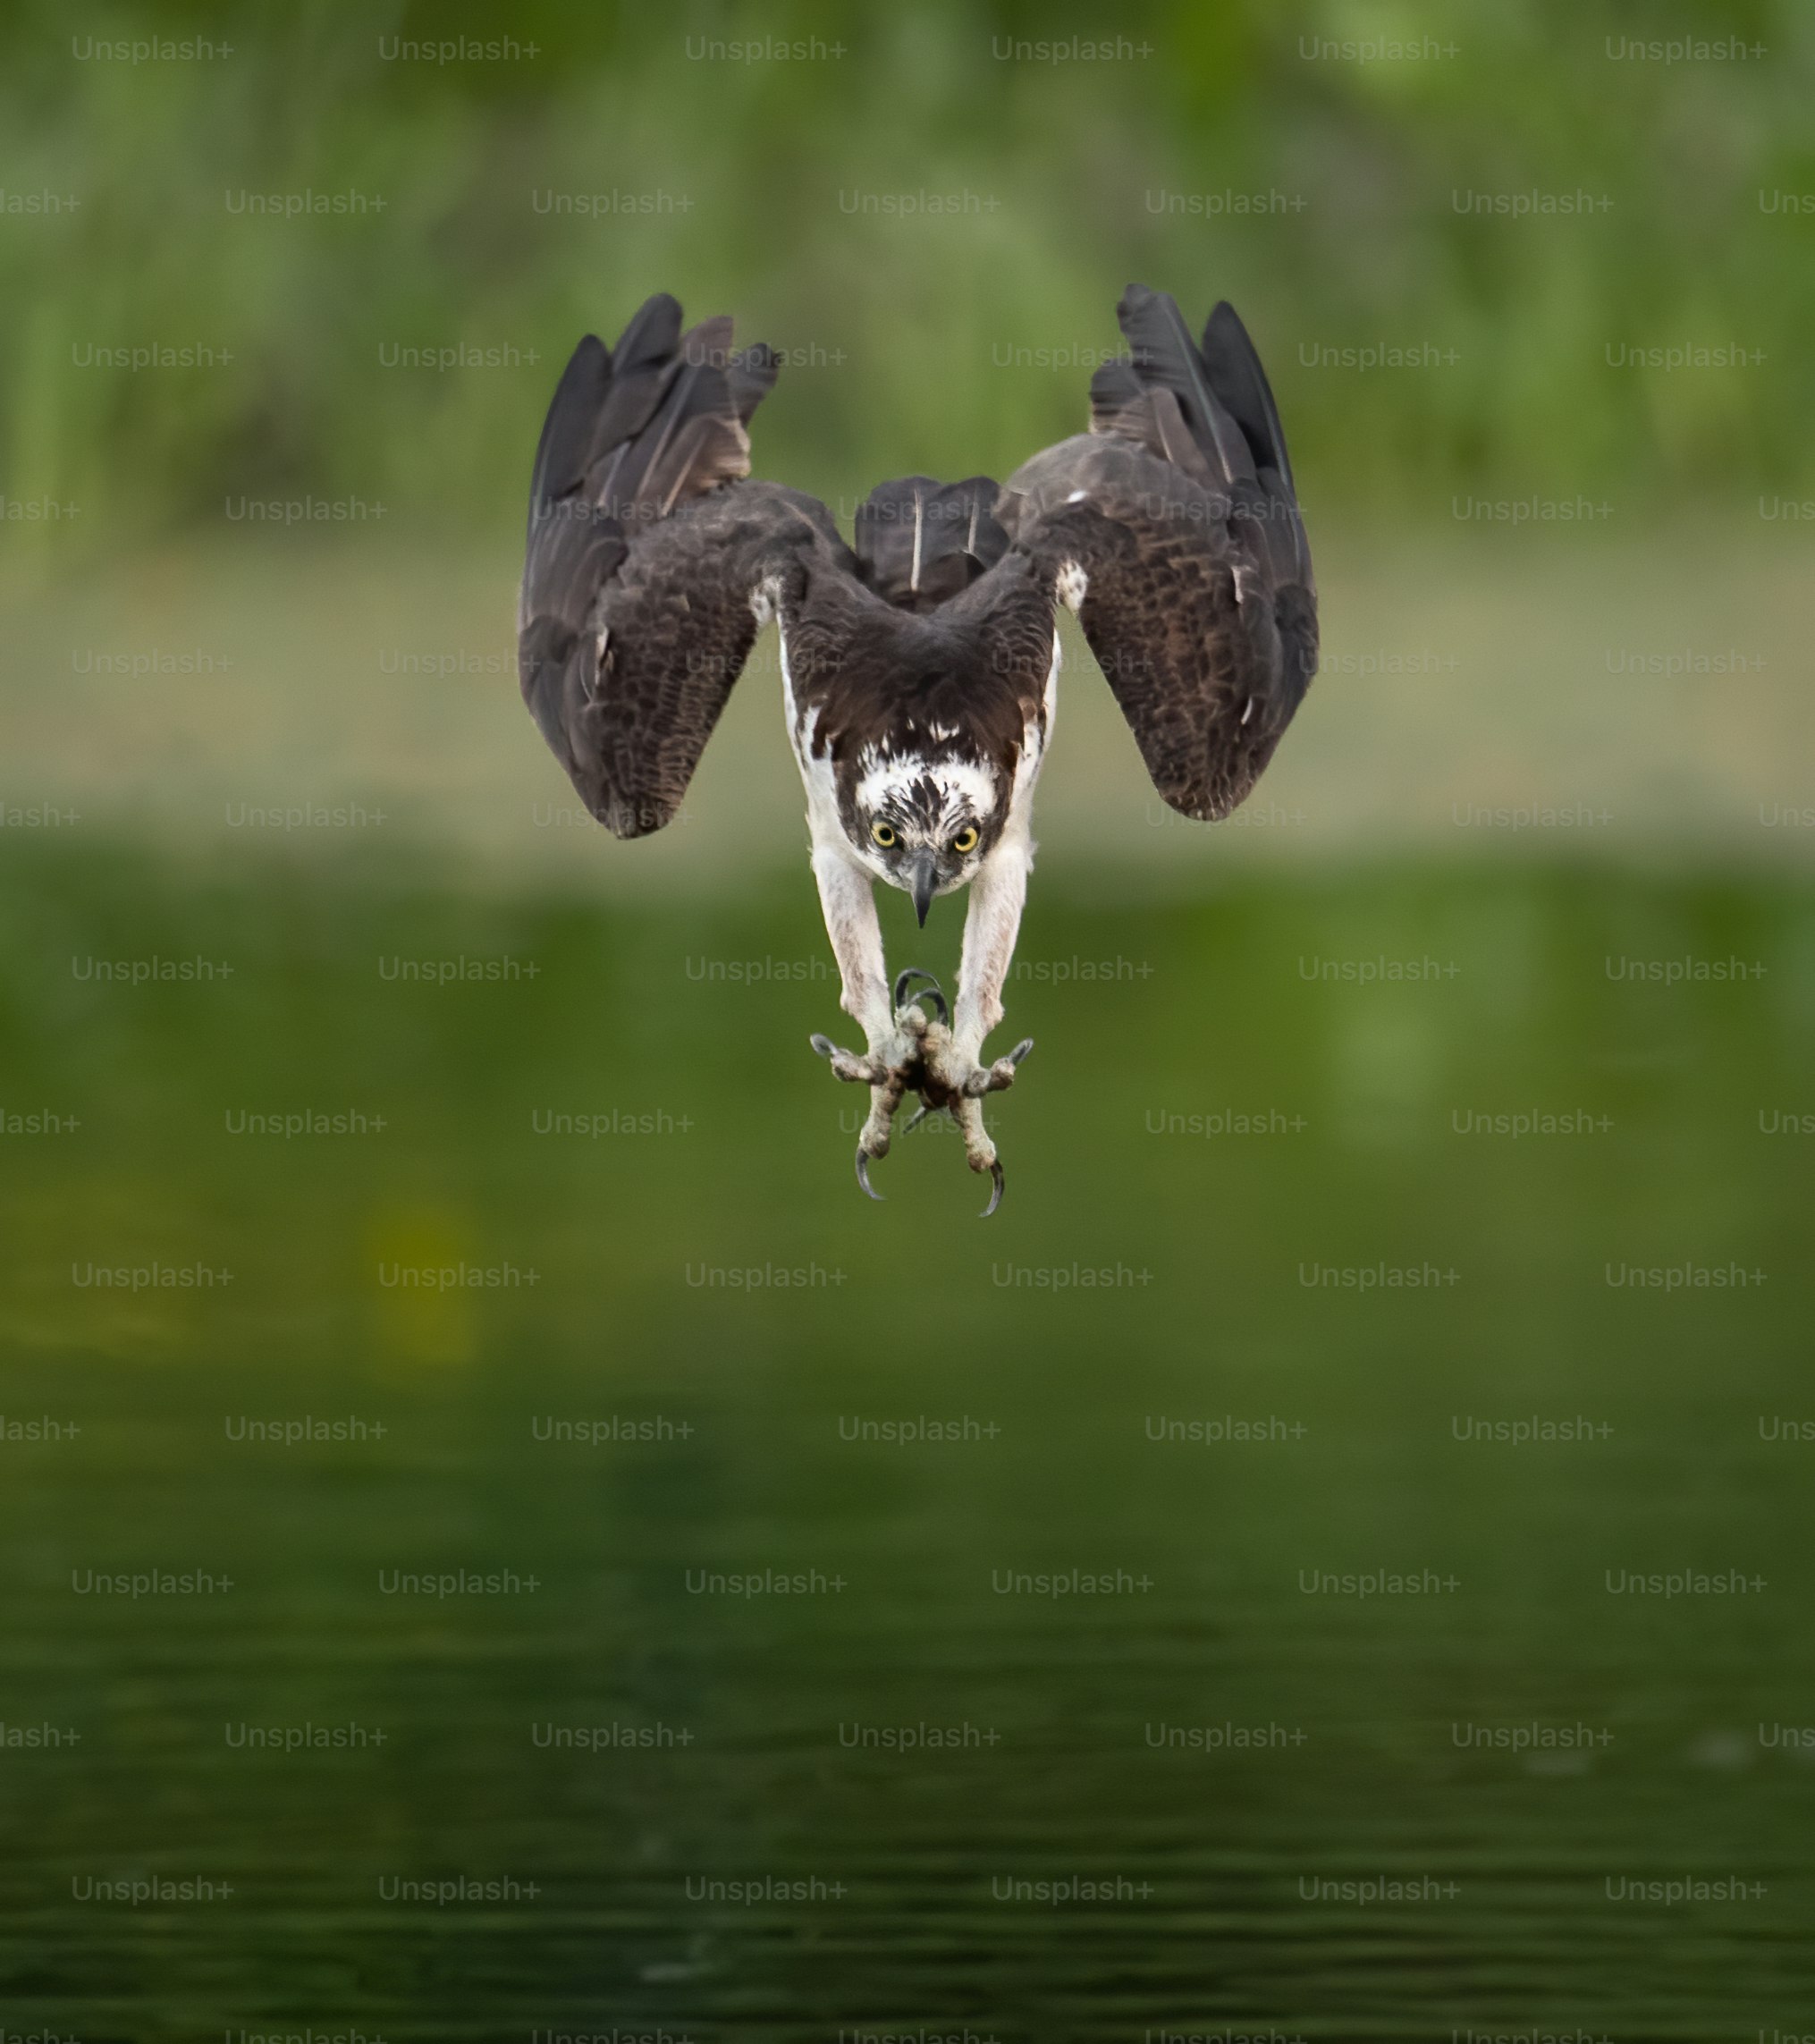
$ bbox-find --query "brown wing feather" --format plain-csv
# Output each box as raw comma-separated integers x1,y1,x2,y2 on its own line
517,296,841,837
1000,288,1316,822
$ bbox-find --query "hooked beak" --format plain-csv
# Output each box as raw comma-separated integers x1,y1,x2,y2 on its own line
908,852,937,927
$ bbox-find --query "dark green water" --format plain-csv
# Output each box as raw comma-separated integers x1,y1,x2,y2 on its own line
4,843,1812,2040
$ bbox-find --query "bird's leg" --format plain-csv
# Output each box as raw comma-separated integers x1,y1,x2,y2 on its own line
807,845,899,1068
948,833,1036,1096
805,847,919,1181
915,835,1035,1212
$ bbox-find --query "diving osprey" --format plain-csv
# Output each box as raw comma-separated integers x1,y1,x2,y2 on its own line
517,284,1317,1212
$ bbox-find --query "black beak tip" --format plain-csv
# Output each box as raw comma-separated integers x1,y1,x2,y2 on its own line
908,854,937,928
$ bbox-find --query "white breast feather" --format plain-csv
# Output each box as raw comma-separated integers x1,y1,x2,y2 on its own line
779,624,844,849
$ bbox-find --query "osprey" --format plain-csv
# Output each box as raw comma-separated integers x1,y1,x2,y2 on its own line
517,284,1317,1213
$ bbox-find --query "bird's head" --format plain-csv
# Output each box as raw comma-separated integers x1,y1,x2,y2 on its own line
850,755,1000,925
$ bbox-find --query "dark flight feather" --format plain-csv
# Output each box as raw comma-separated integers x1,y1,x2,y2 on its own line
1088,284,1310,590
727,341,780,426
1114,283,1256,487
1198,300,1310,586
1201,301,1296,496
526,334,612,540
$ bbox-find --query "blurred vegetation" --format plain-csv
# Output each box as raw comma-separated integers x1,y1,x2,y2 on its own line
0,0,1810,556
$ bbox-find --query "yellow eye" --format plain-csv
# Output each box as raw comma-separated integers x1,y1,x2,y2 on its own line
871,821,896,848
952,826,979,855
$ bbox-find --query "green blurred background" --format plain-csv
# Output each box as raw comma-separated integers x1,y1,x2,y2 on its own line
2,0,1813,537
3,1,1814,2038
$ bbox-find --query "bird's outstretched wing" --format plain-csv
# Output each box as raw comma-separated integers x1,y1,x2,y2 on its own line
518,292,850,836
997,285,1318,822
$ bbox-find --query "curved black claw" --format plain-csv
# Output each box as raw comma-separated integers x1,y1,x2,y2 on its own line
980,1159,1006,1219
856,1148,884,1202
902,1102,936,1135
892,967,949,1026
1008,1038,1034,1065
810,1035,837,1059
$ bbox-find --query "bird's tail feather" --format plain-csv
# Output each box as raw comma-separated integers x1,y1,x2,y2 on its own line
853,475,1009,612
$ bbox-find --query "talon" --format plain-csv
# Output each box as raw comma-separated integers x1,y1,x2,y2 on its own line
968,1043,1034,1095
902,1102,938,1135
856,1148,884,1202
814,1035,882,1085
980,1159,1005,1219
892,967,949,1026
